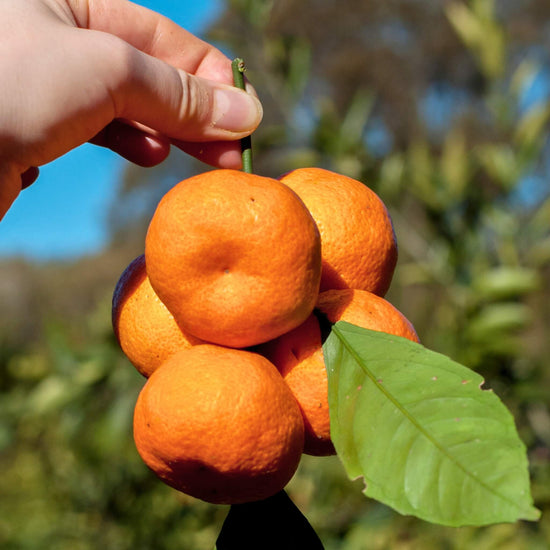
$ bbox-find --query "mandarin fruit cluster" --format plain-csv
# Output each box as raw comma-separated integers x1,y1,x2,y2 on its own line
112,167,419,505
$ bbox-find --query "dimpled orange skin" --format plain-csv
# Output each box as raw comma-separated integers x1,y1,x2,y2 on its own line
112,254,203,378
145,169,322,349
279,167,397,296
133,344,305,505
262,289,420,456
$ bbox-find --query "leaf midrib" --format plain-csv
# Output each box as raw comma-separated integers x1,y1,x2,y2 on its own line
331,323,528,516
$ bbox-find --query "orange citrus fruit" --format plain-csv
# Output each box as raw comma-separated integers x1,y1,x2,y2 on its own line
145,169,322,348
112,254,202,378
316,289,420,342
279,167,397,296
261,289,419,456
133,344,305,505
260,314,332,456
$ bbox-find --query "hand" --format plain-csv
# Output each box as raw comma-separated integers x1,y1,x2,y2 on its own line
0,0,263,219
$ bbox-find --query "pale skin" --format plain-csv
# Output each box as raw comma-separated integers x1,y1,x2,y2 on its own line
0,0,263,219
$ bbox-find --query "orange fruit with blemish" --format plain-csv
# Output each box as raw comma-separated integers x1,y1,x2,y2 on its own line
145,169,322,348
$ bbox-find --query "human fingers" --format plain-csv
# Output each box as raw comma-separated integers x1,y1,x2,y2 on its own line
68,0,262,164
80,31,262,142
173,140,245,170
5,26,262,169
69,0,236,85
21,166,40,189
90,120,171,167
90,120,249,169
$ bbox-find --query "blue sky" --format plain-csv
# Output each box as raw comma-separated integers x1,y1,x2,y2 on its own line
0,0,222,262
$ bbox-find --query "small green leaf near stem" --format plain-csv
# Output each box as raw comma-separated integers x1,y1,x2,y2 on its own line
231,58,253,174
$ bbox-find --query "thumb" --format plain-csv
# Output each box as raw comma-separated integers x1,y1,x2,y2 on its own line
97,37,263,143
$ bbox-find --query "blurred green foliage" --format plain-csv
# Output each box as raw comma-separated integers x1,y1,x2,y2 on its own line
2,0,550,548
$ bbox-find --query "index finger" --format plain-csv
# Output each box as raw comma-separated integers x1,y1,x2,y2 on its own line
68,0,234,84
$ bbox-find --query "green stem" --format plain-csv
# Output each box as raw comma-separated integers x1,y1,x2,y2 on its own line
231,58,253,174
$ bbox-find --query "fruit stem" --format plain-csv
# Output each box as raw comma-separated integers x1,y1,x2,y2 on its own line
231,58,253,174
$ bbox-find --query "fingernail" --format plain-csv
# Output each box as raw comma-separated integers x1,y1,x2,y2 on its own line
212,87,263,133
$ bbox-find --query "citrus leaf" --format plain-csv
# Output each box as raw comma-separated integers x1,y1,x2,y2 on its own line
215,490,324,550
323,322,541,527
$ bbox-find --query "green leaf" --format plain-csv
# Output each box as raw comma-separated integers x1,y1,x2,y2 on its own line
324,322,540,527
514,103,550,152
472,267,541,300
467,303,532,339
446,0,504,80
215,490,324,550
475,144,520,190
440,129,469,201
